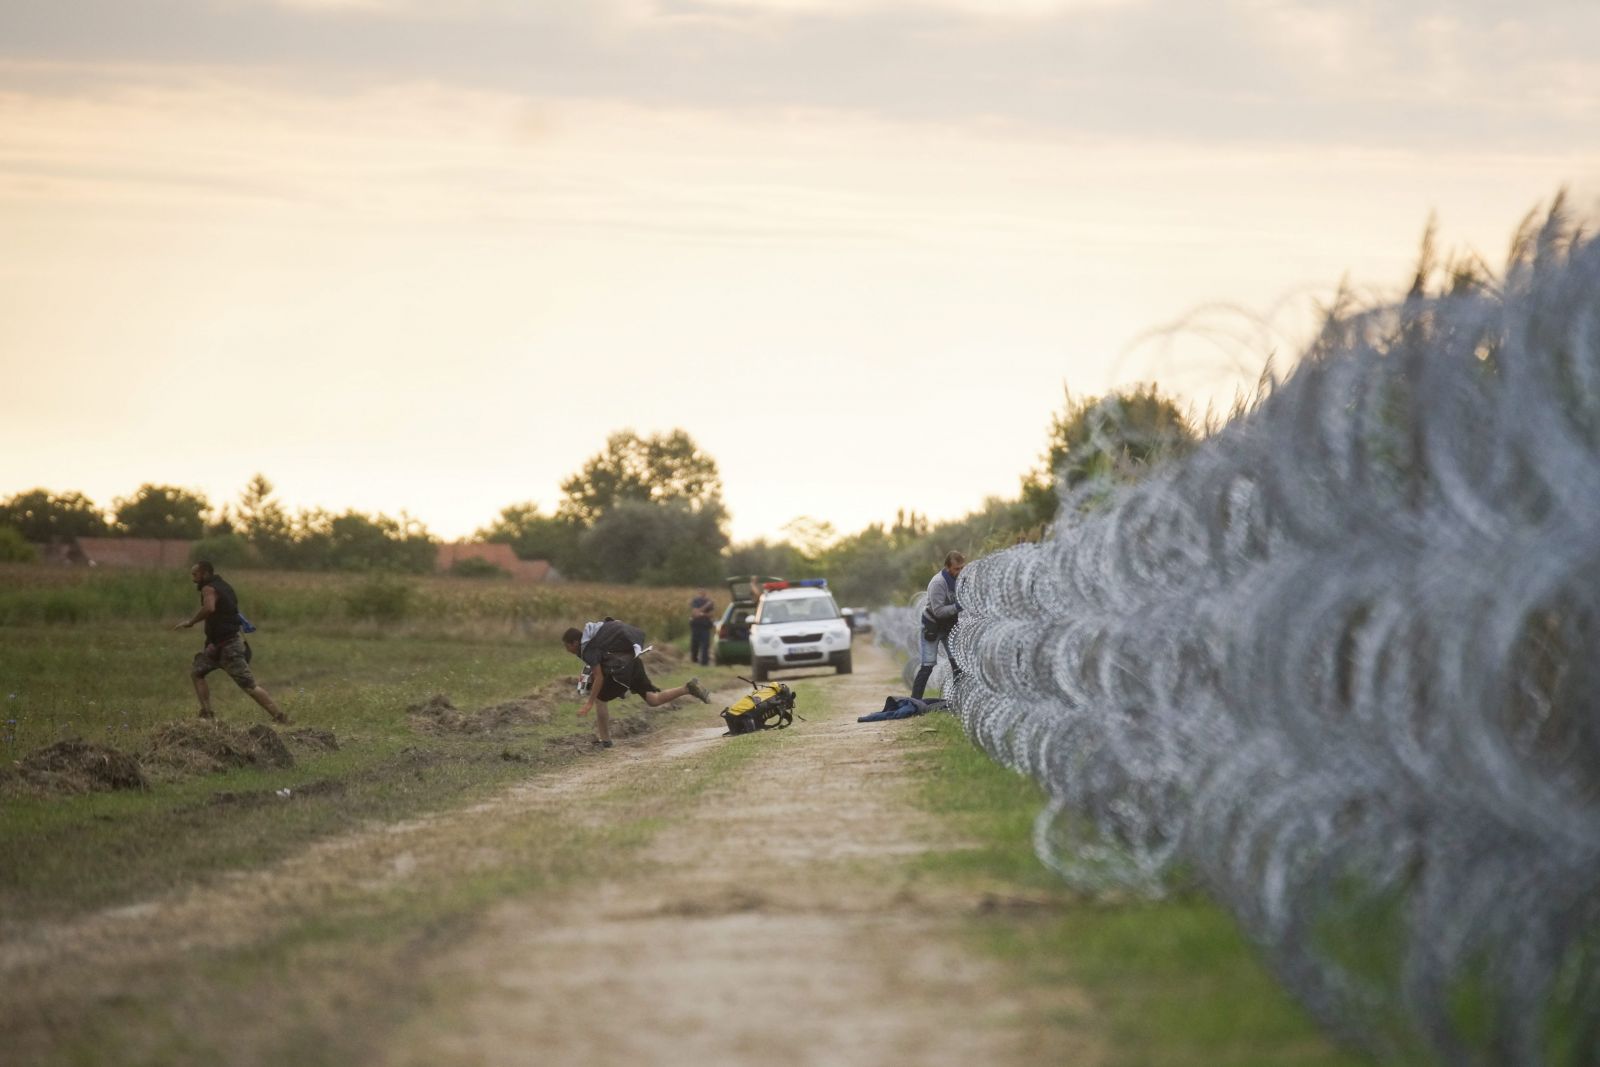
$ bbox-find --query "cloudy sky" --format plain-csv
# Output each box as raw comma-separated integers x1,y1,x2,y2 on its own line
2,0,1596,543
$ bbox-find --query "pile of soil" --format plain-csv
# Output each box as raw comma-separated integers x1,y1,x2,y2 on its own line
544,713,653,752
144,720,296,778
409,679,581,736
3,738,148,795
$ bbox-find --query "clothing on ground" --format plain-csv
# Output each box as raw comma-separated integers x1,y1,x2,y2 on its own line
857,695,946,722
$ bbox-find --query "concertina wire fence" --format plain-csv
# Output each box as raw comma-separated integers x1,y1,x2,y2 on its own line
875,211,1600,1064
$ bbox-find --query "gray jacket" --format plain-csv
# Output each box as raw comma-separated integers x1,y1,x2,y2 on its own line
923,569,960,628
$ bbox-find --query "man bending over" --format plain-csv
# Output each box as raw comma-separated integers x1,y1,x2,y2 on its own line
562,619,710,748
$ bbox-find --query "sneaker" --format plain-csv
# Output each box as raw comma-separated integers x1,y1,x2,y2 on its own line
197,709,215,720
602,739,614,749
685,677,711,704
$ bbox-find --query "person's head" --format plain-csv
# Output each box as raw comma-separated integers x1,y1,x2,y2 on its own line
561,626,583,654
943,550,966,577
191,560,215,586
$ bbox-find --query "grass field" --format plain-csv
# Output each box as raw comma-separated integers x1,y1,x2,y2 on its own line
2,563,1385,1065
0,565,714,922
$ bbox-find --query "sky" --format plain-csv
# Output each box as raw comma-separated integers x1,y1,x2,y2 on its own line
1,0,1597,544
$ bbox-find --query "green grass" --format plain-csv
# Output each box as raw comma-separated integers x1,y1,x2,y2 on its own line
908,712,1376,1067
0,602,717,922
0,562,704,638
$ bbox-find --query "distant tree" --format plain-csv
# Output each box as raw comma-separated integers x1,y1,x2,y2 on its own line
112,484,211,539
780,517,837,563
578,500,727,585
0,525,37,562
558,429,723,526
190,532,255,569
475,501,582,572
724,538,807,581
0,488,109,541
235,474,296,566
1020,384,1197,523
316,510,436,573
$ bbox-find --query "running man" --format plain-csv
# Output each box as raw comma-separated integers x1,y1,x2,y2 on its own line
174,560,288,723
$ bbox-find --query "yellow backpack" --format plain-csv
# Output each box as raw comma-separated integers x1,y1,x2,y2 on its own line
721,680,797,735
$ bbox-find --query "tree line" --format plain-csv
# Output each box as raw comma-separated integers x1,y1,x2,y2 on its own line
0,386,1196,597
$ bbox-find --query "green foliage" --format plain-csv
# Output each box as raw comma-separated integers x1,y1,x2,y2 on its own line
112,484,211,539
324,511,435,573
235,474,296,565
1020,384,1198,523
558,429,723,525
449,557,508,579
343,575,416,622
0,525,37,562
190,533,255,569
0,488,109,541
724,538,807,581
475,501,581,572
577,499,726,585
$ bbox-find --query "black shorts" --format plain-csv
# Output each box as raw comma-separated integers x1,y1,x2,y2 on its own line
597,657,658,702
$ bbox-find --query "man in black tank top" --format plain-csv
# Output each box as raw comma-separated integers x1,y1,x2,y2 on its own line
175,560,288,723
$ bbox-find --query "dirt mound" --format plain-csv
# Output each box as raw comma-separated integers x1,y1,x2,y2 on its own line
3,738,148,795
246,724,295,768
410,682,579,735
648,643,686,665
544,714,653,752
609,714,652,739
286,727,340,752
144,720,296,778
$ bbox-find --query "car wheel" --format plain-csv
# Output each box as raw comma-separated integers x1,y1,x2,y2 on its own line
835,652,852,675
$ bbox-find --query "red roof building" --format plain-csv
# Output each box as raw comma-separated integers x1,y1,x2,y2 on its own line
435,542,560,582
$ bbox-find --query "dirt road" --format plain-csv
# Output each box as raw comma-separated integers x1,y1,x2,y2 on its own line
5,642,1091,1066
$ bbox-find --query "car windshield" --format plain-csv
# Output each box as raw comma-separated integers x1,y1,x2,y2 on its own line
759,596,839,624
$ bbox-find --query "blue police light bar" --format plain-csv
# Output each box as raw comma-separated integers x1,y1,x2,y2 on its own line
795,578,828,588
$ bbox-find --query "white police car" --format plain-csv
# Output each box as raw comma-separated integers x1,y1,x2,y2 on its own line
749,579,853,681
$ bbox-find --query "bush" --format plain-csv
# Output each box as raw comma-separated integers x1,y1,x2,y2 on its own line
190,533,256,569
343,576,415,622
449,557,508,579
0,526,36,563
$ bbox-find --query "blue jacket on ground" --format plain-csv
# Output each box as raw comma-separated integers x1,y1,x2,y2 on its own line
857,695,945,722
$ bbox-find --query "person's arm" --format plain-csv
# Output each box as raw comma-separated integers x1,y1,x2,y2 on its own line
579,661,603,717
174,586,217,630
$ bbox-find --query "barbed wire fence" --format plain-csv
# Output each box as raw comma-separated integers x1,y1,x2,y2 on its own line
877,209,1600,1064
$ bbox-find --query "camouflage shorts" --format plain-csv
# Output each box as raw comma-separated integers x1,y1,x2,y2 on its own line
193,636,256,690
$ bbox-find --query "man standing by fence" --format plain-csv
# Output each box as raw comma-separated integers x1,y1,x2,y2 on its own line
911,551,965,701
175,560,288,723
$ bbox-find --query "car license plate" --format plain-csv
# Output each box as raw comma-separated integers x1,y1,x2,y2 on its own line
785,645,818,658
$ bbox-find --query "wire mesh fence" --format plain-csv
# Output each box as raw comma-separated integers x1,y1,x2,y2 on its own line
880,211,1600,1064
